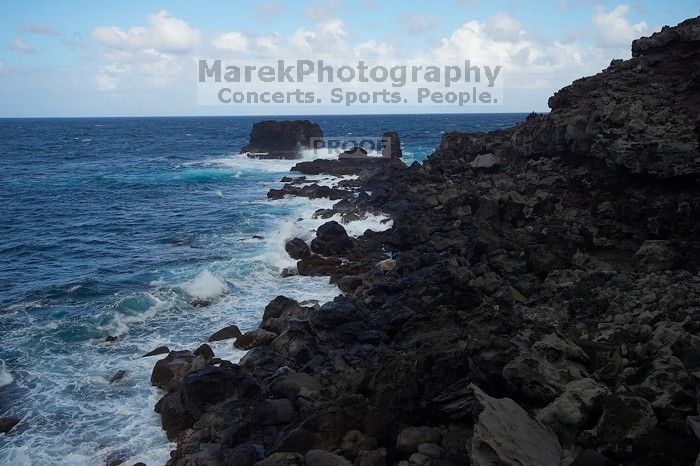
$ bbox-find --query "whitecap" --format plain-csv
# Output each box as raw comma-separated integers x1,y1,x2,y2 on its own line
0,360,14,387
180,270,229,301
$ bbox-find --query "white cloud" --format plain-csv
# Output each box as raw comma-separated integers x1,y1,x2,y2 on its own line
255,0,284,17
91,11,201,92
255,34,282,56
19,22,60,36
401,12,438,34
212,31,249,53
289,19,349,56
92,10,201,54
353,40,396,58
431,20,537,65
0,59,7,74
303,0,343,22
9,37,35,53
428,15,614,92
592,4,648,47
487,13,524,41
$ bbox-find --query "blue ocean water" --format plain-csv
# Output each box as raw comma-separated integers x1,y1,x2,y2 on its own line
0,114,526,465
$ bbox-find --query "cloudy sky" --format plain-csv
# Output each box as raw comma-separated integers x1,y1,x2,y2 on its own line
0,0,695,117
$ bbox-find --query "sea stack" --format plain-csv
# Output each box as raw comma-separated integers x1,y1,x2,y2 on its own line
241,120,323,159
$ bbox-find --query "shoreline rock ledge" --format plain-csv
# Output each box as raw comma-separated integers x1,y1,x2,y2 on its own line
151,16,700,466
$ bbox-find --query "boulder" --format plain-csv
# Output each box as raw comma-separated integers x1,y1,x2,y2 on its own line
142,346,170,357
396,426,441,454
285,238,311,260
241,120,323,159
339,146,369,159
270,372,322,402
181,365,260,419
296,255,343,276
311,297,363,330
224,443,264,466
150,350,195,391
264,296,302,320
304,450,352,466
310,221,353,256
376,258,396,272
251,399,295,425
537,378,610,445
467,384,564,466
633,240,682,271
207,325,243,342
503,333,588,404
234,329,277,350
254,452,306,466
587,395,657,445
109,370,127,384
340,430,377,459
208,325,243,342
354,448,388,466
417,443,444,459
469,153,503,170
193,343,215,360
408,453,431,465
0,417,19,434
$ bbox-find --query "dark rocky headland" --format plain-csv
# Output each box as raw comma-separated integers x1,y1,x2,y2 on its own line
149,17,700,466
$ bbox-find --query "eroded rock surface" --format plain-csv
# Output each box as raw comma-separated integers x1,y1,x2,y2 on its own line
152,17,700,466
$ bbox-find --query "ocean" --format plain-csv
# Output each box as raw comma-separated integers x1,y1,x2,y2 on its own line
0,114,526,465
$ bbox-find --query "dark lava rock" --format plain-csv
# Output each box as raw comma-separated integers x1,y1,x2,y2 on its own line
150,350,195,391
251,398,295,425
310,221,352,256
241,120,323,159
291,158,403,176
208,325,243,342
109,370,127,384
382,130,402,158
234,329,277,350
268,183,350,201
224,442,264,466
157,364,260,440
263,296,302,320
296,254,343,276
339,146,368,159
193,343,215,360
181,365,260,417
190,298,212,308
142,346,170,357
285,238,310,260
253,452,306,465
305,450,352,466
0,417,19,434
151,17,700,466
105,449,130,466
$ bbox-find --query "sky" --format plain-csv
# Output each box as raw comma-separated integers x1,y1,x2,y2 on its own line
0,0,696,117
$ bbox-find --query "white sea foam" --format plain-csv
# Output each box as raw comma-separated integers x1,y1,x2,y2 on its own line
332,212,393,236
0,147,380,466
0,360,14,387
181,270,229,300
205,147,384,175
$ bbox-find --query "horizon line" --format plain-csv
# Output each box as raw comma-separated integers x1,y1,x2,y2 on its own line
0,110,542,120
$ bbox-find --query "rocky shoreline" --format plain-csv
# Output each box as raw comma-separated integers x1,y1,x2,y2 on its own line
148,17,699,466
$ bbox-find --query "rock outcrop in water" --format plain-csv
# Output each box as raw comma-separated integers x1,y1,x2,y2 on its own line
152,17,700,466
241,120,323,159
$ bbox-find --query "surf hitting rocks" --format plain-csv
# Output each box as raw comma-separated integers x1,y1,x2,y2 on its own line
151,16,700,466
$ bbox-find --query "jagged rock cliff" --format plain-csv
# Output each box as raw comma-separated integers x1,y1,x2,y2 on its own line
151,17,700,466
